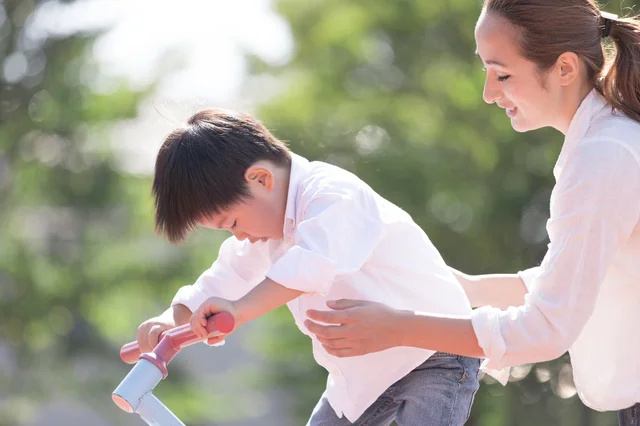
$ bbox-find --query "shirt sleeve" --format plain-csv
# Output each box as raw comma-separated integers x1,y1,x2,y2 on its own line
171,236,272,313
472,141,640,370
266,189,384,294
517,266,542,292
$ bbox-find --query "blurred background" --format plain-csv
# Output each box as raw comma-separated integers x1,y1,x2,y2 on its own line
0,0,625,425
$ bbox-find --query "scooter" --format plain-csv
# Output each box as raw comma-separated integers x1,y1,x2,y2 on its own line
112,313,235,426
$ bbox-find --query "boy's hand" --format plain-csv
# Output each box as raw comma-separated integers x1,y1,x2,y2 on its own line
190,297,237,344
137,314,176,354
136,304,192,354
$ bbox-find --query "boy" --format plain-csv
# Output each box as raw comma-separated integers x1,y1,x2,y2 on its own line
137,108,480,425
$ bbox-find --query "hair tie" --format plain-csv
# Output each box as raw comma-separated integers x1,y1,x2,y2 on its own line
600,11,619,38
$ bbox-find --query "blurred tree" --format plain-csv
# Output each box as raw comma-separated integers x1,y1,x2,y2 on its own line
245,0,622,425
0,1,235,424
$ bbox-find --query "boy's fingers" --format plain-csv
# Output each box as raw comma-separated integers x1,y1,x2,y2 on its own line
137,325,150,353
206,335,226,346
197,324,206,338
190,317,203,338
147,325,163,352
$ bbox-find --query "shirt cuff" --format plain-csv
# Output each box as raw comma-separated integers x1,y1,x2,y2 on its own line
266,246,337,294
171,285,209,313
517,266,542,292
471,306,508,374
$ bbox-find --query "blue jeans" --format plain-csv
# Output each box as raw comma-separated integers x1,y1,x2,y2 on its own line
619,403,640,426
307,353,481,426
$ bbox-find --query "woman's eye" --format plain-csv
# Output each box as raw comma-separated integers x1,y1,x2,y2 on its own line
497,75,511,82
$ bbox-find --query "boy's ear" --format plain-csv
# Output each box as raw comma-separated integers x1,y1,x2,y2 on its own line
245,165,275,191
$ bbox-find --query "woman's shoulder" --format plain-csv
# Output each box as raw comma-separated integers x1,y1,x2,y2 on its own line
582,108,640,162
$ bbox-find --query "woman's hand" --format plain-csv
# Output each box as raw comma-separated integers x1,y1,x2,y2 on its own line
305,300,408,357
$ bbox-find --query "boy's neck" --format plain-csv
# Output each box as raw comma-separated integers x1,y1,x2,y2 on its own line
273,161,292,225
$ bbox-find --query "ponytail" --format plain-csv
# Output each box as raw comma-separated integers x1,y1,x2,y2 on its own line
600,14,640,123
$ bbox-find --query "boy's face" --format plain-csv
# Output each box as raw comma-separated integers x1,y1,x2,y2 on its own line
198,163,287,243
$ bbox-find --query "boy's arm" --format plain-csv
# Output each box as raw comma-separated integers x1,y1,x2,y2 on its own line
265,190,385,297
233,278,303,325
190,278,303,338
171,236,272,314
450,267,530,310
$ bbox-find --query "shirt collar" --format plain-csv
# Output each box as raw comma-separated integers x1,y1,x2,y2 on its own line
554,89,609,178
282,152,311,238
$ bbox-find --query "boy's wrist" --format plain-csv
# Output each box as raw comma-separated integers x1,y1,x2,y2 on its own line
227,300,246,328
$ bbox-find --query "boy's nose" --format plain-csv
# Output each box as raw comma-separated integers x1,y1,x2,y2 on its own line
233,230,248,241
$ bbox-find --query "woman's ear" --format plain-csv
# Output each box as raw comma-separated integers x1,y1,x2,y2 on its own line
556,52,581,87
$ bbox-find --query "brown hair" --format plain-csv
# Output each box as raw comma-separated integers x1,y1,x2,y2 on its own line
484,0,640,123
152,109,291,243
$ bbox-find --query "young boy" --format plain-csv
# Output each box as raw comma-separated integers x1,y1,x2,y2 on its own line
137,108,481,425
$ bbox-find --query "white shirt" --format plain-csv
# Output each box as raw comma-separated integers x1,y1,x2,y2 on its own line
472,90,640,411
172,153,473,422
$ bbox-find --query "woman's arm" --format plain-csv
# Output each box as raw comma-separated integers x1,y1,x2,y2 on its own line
305,142,640,368
450,267,528,309
305,300,485,358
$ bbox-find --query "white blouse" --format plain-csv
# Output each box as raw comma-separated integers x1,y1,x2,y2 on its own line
472,90,640,411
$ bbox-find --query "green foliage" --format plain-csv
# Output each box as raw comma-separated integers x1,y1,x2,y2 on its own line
0,1,228,424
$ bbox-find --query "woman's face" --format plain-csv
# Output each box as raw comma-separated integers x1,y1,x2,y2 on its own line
475,10,568,133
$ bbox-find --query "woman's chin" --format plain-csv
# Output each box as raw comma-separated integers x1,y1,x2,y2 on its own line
510,116,537,133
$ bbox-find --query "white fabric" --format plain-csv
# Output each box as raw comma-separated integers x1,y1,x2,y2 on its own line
172,153,473,421
472,90,640,411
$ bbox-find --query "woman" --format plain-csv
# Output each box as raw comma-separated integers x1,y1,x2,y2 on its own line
304,0,640,423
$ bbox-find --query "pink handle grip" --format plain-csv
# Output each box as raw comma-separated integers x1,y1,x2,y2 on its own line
120,312,235,364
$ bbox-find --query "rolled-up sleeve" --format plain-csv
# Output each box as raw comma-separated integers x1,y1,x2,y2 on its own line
517,266,542,292
472,141,640,370
267,191,384,294
172,236,272,312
